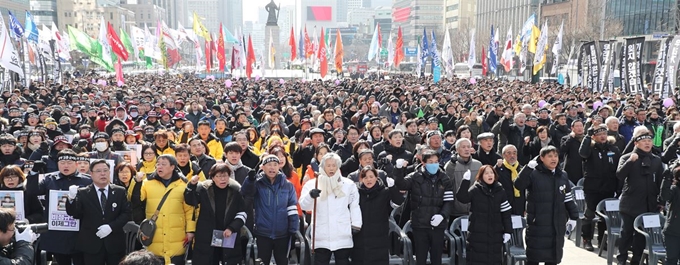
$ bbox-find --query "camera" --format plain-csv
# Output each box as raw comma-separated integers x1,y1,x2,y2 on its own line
15,221,48,234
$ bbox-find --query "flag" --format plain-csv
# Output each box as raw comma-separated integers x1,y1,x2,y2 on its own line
416,38,422,76
501,27,514,72
387,31,394,68
468,29,476,69
298,28,304,60
421,28,429,61
528,25,540,53
222,28,238,44
481,46,487,76
120,28,134,61
157,21,168,70
107,22,128,61
96,17,114,71
7,11,23,40
334,28,343,73
430,30,439,69
205,39,211,72
129,26,145,60
289,27,296,62
193,12,211,41
442,28,454,76
551,20,564,75
160,21,178,50
304,26,313,58
246,35,255,79
268,28,275,69
520,14,536,42
217,23,226,71
395,26,404,67
231,29,242,71
318,27,327,77
514,34,522,55
52,23,70,61
489,25,498,74
0,12,24,77
115,58,124,86
324,28,332,62
367,24,380,61
533,21,549,75
24,11,39,44
68,25,97,56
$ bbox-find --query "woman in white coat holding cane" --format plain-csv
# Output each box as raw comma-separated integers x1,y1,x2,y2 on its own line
300,153,362,265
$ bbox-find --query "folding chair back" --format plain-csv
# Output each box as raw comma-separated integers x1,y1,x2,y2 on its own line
633,213,667,265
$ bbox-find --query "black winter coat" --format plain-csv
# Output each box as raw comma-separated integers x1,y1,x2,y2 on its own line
351,181,405,265
472,147,501,167
549,123,571,149
559,134,584,185
184,179,246,265
495,163,526,216
0,184,43,224
456,180,513,265
393,166,454,229
660,173,680,237
616,149,664,217
377,145,414,176
578,136,620,194
514,162,579,263
333,140,354,163
501,118,535,165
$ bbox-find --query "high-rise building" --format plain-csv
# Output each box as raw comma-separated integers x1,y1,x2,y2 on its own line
476,0,539,49
218,0,242,35
190,0,219,32
1,0,30,25
121,0,166,29
606,0,674,36
392,0,445,47
57,0,134,37
30,0,58,26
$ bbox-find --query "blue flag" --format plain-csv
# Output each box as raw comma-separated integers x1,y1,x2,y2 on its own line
24,11,39,44
420,28,429,69
298,29,304,60
489,25,497,74
8,11,24,40
430,30,439,69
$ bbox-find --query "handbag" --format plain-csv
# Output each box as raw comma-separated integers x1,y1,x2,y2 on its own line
138,188,174,247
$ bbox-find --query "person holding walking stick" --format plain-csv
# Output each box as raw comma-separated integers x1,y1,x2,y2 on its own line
300,153,362,265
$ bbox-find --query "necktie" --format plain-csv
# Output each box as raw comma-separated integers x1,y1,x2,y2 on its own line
99,188,107,213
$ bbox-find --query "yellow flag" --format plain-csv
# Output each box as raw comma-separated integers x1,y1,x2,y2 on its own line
528,25,540,53
514,34,522,55
532,53,546,75
193,12,211,41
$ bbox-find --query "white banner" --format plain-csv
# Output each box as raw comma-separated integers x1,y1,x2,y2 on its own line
0,191,24,221
0,12,24,77
49,190,80,231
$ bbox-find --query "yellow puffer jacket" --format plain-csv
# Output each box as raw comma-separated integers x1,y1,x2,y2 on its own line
154,143,176,157
139,173,196,264
205,138,224,161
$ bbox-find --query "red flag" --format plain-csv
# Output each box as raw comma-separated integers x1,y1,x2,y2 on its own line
481,46,487,76
167,48,181,67
217,23,226,71
304,26,313,58
377,24,382,49
205,40,211,73
334,29,343,73
318,27,327,78
107,22,129,61
394,26,404,67
115,59,124,86
246,35,255,79
289,27,296,62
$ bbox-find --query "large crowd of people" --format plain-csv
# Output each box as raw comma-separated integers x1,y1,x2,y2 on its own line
0,72,677,265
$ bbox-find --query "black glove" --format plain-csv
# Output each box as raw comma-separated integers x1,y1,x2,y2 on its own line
586,127,594,137
309,189,322,199
32,161,46,174
77,139,88,148
247,169,257,180
39,142,49,152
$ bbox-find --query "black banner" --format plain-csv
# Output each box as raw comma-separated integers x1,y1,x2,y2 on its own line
620,44,627,93
624,37,645,96
608,49,616,93
578,42,586,87
599,41,612,93
653,37,673,98
667,36,680,97
584,41,597,92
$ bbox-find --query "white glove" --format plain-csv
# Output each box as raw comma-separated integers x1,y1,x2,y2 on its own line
68,185,79,200
395,159,406,169
96,225,112,239
15,227,37,243
462,169,471,181
430,214,444,227
527,160,538,170
503,233,511,243
566,220,577,232
385,177,395,188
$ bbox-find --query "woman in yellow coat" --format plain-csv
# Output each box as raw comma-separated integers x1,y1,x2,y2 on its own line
130,154,197,265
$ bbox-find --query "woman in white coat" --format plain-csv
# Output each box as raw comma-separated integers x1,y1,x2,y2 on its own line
300,153,362,265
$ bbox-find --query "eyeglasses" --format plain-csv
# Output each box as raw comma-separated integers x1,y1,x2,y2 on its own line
4,175,19,180
92,169,110,174
143,152,156,156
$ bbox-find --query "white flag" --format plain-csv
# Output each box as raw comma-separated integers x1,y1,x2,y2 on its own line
0,12,24,77
130,26,145,60
98,16,113,66
387,32,394,68
367,25,380,62
533,21,548,65
551,20,564,74
467,29,476,69
442,29,454,76
500,27,513,71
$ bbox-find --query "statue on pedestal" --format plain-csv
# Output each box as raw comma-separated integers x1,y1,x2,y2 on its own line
265,0,280,26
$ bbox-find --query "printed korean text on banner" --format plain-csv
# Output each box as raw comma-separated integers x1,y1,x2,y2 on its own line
620,44,628,93
0,191,24,221
583,42,595,91
577,42,586,86
665,36,680,97
624,37,645,96
599,41,612,93
654,37,673,97
49,190,80,231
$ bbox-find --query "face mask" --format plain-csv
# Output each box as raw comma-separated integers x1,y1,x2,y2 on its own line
112,140,124,146
80,132,91,138
425,163,439,175
130,112,139,118
94,142,108,152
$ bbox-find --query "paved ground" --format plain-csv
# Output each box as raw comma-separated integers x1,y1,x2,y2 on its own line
562,236,609,265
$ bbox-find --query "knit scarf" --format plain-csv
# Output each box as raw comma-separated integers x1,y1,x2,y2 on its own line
503,160,520,197
318,170,345,200
228,159,244,173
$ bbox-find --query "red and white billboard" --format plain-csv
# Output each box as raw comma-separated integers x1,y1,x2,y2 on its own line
307,6,332,21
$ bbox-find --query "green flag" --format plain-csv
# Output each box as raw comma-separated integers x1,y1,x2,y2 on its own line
68,26,113,71
417,109,424,118
119,28,134,61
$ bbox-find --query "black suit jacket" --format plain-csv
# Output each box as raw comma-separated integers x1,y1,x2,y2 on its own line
65,184,131,254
